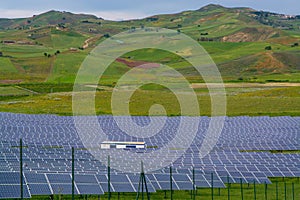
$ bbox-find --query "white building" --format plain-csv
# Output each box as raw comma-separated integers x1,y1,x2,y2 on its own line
101,141,146,149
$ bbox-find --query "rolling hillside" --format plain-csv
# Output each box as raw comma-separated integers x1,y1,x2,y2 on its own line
0,4,300,84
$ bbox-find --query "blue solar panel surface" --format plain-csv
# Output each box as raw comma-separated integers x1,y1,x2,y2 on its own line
0,113,299,197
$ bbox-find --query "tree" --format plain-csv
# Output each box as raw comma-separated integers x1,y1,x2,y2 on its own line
56,50,60,54
265,46,272,50
291,42,299,47
0,52,3,57
44,53,48,57
103,33,110,38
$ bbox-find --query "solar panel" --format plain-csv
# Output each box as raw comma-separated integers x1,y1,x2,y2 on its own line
156,181,179,190
75,174,98,184
76,184,104,194
47,174,71,184
195,179,210,188
111,183,135,192
175,181,193,190
99,182,112,192
0,185,31,199
28,184,52,195
0,172,25,184
25,173,47,183
0,113,299,196
50,184,79,194
95,174,107,183
127,174,156,193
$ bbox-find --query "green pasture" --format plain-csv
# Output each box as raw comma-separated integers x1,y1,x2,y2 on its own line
0,35,298,84
0,86,32,96
47,52,88,83
51,30,87,50
0,57,17,73
0,86,299,116
254,73,300,82
0,44,51,58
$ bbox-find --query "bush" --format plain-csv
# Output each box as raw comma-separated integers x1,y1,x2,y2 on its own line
265,46,272,50
291,42,298,47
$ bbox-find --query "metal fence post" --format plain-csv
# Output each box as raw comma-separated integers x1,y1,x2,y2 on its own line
253,180,256,200
211,173,214,200
170,166,173,200
284,182,286,200
276,181,278,200
227,175,230,200
108,155,111,200
20,139,23,200
192,168,195,200
264,182,267,200
72,147,75,200
292,182,294,200
240,178,243,200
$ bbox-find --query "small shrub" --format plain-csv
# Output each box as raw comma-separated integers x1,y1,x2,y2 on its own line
265,46,272,50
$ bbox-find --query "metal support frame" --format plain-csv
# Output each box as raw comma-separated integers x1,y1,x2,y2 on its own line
136,161,150,200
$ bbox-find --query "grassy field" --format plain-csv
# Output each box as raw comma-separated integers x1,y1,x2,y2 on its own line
0,86,33,96
0,57,18,73
25,177,299,200
0,37,299,83
47,52,89,83
50,30,87,50
0,85,299,116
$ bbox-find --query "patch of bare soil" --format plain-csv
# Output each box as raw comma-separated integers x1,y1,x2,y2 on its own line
0,79,23,84
116,58,160,68
222,27,278,42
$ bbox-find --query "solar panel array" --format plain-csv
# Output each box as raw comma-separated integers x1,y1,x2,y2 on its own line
0,113,299,197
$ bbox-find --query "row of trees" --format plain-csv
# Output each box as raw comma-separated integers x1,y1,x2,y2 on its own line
44,50,60,57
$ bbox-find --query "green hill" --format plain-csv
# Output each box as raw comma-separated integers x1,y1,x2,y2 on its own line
0,4,299,84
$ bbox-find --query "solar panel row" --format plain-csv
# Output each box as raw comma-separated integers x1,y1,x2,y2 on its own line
0,113,298,197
